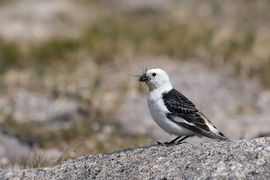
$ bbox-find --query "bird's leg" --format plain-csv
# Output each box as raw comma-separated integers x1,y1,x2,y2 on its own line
157,136,183,146
174,136,189,145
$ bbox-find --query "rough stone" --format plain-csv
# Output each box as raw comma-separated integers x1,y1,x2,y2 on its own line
1,137,269,179
0,89,86,123
0,133,61,168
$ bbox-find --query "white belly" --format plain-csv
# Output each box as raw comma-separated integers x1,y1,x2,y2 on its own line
147,96,194,136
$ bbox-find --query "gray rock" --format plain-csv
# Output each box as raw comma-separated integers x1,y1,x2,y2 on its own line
1,137,269,179
0,0,94,42
104,0,173,11
0,133,61,168
0,133,30,166
0,89,86,123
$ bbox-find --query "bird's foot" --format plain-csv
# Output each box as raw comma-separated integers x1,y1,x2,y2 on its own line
157,136,189,146
157,141,186,147
157,141,173,147
174,141,187,145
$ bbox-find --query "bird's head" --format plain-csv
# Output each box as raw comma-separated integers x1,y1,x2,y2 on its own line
139,68,172,91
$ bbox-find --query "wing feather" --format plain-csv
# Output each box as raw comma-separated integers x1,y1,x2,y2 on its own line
163,89,228,140
162,89,209,131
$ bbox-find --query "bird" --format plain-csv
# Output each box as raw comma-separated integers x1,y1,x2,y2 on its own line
138,68,229,146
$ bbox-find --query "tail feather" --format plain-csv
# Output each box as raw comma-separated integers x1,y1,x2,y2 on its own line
200,112,230,141
212,131,230,141
208,127,230,141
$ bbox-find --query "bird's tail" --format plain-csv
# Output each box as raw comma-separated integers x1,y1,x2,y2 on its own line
212,130,231,141
200,112,230,141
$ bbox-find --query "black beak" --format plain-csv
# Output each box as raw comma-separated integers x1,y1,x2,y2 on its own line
139,73,149,82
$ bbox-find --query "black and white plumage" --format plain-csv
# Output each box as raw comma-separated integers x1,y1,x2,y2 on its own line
139,68,229,146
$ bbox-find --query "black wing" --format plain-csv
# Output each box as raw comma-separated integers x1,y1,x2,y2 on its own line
162,88,228,140
162,88,197,114
162,89,210,132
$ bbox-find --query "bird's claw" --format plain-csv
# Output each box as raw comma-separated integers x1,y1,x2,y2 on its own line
157,141,186,147
157,141,172,147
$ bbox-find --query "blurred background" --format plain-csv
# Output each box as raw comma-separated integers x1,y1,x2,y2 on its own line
0,0,269,169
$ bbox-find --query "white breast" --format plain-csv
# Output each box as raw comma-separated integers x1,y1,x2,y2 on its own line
147,90,194,136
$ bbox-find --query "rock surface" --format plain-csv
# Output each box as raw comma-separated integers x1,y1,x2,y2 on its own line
1,137,269,179
0,90,82,123
0,133,61,168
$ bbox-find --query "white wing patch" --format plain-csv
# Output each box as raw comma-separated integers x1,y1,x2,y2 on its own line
206,121,220,135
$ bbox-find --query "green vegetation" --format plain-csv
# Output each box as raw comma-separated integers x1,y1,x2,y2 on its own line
0,0,12,5
0,38,80,72
1,12,269,85
0,41,20,73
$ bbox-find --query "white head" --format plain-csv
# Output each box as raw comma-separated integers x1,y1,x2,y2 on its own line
139,68,173,91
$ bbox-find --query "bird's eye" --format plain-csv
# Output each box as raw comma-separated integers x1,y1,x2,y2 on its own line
152,73,156,77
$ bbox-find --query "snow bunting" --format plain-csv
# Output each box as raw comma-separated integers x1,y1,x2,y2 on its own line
139,68,229,146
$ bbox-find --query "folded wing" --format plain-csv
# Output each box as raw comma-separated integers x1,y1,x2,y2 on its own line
162,89,229,141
